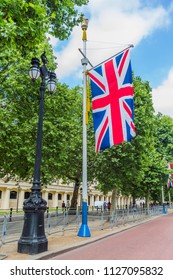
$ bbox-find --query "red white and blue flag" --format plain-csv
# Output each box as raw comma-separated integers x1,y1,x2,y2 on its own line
88,48,136,152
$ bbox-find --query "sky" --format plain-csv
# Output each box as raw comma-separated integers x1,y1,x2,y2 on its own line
51,0,173,118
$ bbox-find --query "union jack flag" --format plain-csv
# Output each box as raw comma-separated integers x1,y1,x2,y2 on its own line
88,48,136,152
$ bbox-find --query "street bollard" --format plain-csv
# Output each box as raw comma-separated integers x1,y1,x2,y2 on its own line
9,208,13,222
56,206,58,216
47,207,49,218
2,215,7,244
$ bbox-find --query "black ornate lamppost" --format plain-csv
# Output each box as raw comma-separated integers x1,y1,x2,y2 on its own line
18,52,56,254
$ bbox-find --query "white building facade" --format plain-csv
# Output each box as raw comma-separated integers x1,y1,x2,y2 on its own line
0,179,132,211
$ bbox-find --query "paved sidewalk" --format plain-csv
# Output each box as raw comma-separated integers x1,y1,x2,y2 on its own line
0,212,170,260
50,213,173,260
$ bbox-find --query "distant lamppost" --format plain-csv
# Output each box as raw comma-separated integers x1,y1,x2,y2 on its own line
16,184,20,213
18,52,56,254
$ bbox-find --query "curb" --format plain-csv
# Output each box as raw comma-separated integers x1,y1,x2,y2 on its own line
37,214,168,260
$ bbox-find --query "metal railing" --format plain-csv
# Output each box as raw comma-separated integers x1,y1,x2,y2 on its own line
0,206,169,246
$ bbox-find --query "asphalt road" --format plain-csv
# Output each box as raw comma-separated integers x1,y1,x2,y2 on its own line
50,213,173,260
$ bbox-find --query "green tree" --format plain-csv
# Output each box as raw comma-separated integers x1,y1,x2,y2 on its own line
0,0,89,180
0,0,89,51
153,113,173,204
155,113,173,162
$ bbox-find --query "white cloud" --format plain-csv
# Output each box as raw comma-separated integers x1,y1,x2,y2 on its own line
152,69,173,118
53,0,171,82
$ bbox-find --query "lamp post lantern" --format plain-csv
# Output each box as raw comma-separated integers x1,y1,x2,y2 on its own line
18,52,56,254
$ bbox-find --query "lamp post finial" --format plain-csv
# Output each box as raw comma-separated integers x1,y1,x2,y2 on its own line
81,17,88,41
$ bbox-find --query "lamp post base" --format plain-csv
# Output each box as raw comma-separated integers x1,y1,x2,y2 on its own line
78,201,91,237
18,191,48,255
162,203,167,214
18,238,48,255
78,223,91,237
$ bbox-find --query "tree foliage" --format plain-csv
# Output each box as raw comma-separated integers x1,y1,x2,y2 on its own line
1,0,173,208
0,0,89,183
0,0,88,52
91,75,173,206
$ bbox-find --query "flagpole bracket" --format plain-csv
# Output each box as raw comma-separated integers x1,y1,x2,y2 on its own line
81,58,88,66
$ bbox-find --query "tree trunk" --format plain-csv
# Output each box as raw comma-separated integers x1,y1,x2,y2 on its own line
132,196,136,206
145,186,150,214
70,178,80,212
111,188,117,214
168,189,171,208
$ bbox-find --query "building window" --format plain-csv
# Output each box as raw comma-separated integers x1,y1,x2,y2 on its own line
58,194,62,200
24,192,30,199
0,190,2,199
67,194,70,201
10,191,17,199
48,193,53,200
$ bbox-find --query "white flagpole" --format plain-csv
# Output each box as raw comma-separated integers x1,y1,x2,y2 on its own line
78,17,91,237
